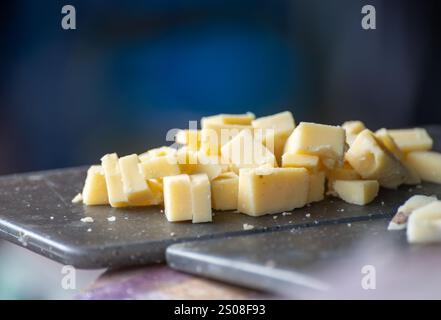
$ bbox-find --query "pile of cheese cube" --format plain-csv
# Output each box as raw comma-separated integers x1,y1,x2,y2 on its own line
77,111,441,223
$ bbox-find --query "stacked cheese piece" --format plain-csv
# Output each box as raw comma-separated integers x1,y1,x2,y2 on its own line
78,111,441,223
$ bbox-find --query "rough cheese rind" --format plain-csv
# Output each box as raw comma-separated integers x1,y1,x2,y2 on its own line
82,165,109,205
332,180,379,205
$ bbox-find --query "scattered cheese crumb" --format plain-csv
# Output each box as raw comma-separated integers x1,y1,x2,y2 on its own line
305,213,311,218
107,216,116,222
282,212,292,216
347,223,352,227
87,228,92,232
72,193,83,204
81,217,94,223
273,215,278,219
381,201,385,206
416,185,422,189
408,188,413,192
50,216,54,220
243,223,254,230
170,232,176,237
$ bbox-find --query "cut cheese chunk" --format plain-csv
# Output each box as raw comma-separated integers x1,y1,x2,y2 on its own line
190,174,212,223
388,128,433,152
201,112,255,127
388,195,438,230
252,111,295,165
238,167,309,216
119,154,155,206
284,122,346,169
176,148,225,180
375,128,404,161
101,153,128,207
308,171,325,203
139,146,177,160
282,153,320,171
211,172,238,211
345,129,409,188
326,163,361,195
221,129,276,174
332,180,379,205
163,174,193,222
342,120,366,146
405,151,441,184
407,201,441,244
139,154,180,180
82,165,109,205
175,129,201,150
146,178,164,204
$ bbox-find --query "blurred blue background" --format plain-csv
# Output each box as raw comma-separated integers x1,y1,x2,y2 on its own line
0,0,440,175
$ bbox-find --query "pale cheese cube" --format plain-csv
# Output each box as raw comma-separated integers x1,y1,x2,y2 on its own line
146,178,164,205
101,153,128,207
139,155,181,180
175,129,201,150
388,195,438,230
388,128,433,152
211,172,239,211
139,146,177,160
82,165,109,205
407,201,441,244
308,171,325,203
284,122,346,169
282,153,320,171
238,167,309,216
163,174,193,222
405,151,441,184
201,112,255,127
332,180,379,205
342,120,366,146
345,129,409,188
190,174,212,223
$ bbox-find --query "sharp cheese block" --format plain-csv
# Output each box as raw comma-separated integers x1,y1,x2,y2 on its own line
238,167,309,216
139,154,181,180
163,174,193,222
175,129,201,150
342,120,366,146
221,129,276,174
119,154,156,206
332,180,379,205
308,171,325,203
284,122,346,169
388,128,433,152
388,195,438,230
405,151,441,184
101,153,128,207
345,129,409,188
190,174,212,223
407,201,441,244
82,165,109,205
281,153,320,171
252,111,295,165
211,172,239,211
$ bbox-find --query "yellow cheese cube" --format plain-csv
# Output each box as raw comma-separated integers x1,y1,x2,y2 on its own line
101,153,128,207
342,120,366,145
326,163,361,194
175,129,201,151
281,153,320,171
211,172,238,211
284,122,346,169
308,171,325,203
146,179,164,205
190,174,212,223
252,111,295,165
119,154,155,206
405,151,441,184
407,201,441,243
163,174,193,222
375,128,404,160
139,146,177,159
238,167,309,216
176,148,225,179
82,165,109,205
333,180,379,205
388,128,433,152
345,129,409,188
221,129,276,173
200,125,251,156
139,155,181,180
201,112,255,127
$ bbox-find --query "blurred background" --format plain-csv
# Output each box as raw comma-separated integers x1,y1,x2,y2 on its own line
0,0,440,174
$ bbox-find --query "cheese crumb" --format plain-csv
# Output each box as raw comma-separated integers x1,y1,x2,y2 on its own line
282,212,292,216
107,216,116,222
72,193,83,204
81,217,94,223
50,216,54,220
170,232,176,237
273,215,278,219
305,213,311,218
347,223,352,227
87,228,92,232
243,223,254,230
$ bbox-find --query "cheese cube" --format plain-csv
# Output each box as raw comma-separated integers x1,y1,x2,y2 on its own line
82,165,109,205
146,178,164,205
407,201,441,244
139,146,177,159
190,174,212,223
342,120,366,145
375,128,404,160
308,171,325,203
221,129,276,173
345,129,409,188
333,180,379,205
119,154,155,206
175,129,201,150
139,154,181,180
388,195,438,230
388,128,433,152
101,153,128,207
200,125,251,156
326,163,361,194
201,112,255,127
252,111,295,165
282,153,320,171
284,122,346,169
163,174,193,222
211,172,239,211
238,167,309,216
405,151,441,184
